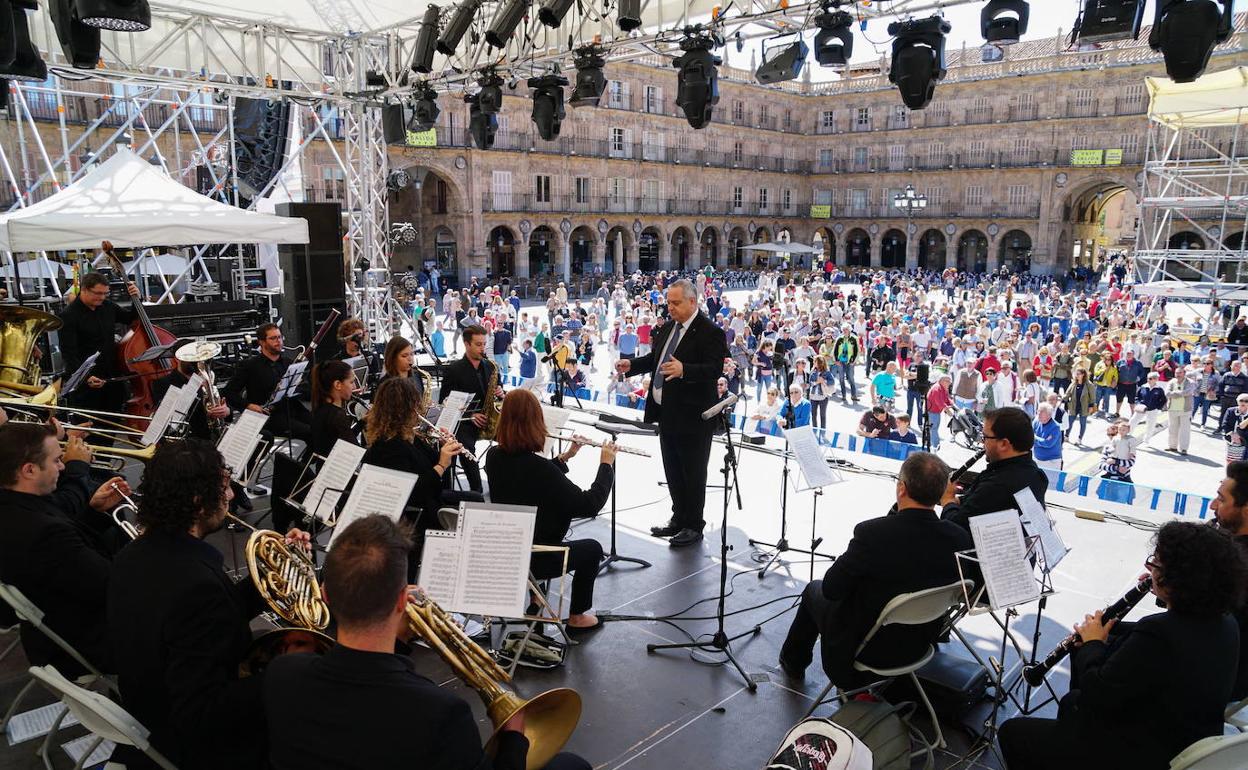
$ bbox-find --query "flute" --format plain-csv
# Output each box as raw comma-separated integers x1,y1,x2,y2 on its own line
546,432,651,457
416,413,479,463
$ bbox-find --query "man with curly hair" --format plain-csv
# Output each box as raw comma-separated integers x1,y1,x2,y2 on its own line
107,439,311,770
1212,460,1248,701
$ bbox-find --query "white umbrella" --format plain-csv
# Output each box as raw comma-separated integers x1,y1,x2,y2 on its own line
747,241,821,254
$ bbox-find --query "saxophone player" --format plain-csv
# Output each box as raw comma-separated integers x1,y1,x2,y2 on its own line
438,324,499,493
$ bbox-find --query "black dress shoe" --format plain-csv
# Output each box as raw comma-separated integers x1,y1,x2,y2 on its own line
778,653,807,680
668,528,704,547
650,523,681,538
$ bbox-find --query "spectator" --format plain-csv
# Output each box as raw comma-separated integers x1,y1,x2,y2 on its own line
1062,367,1096,445
1099,420,1139,483
754,341,776,401
808,357,833,430
618,324,639,361
752,387,783,434
1032,403,1064,471
1091,353,1118,415
1115,350,1147,418
561,360,586,395
1219,360,1248,414
952,359,982,412
903,351,929,421
870,361,899,411
518,339,537,380
831,326,860,402
926,374,956,450
979,368,1010,412
1222,394,1248,465
1192,361,1221,429
1131,372,1168,441
780,384,812,429
1019,369,1043,419
1165,365,1195,455
1050,343,1074,395
857,405,897,439
492,322,513,379
888,415,919,445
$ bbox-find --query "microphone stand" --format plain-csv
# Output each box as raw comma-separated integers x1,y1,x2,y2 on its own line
647,408,759,692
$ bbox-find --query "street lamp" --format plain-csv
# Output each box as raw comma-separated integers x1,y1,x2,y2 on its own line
892,184,927,268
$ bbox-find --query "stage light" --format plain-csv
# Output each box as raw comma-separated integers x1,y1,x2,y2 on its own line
467,93,498,149
528,73,568,140
49,0,101,68
538,0,573,28
410,5,440,74
673,30,723,130
387,169,413,191
1148,0,1233,83
410,82,440,131
981,0,1029,46
1074,0,1145,43
484,0,528,49
0,5,46,82
618,0,641,32
477,69,504,114
75,0,152,32
755,36,807,84
887,15,951,111
569,46,606,108
813,9,853,69
437,0,480,56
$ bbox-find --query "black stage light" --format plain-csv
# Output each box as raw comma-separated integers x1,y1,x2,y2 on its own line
0,5,45,82
569,46,606,108
1074,0,1145,43
617,0,641,32
0,2,18,67
467,93,497,149
887,15,951,111
813,9,854,69
410,5,441,74
1149,0,1233,83
755,37,808,84
673,31,723,130
50,0,101,68
538,0,573,28
485,0,529,49
411,82,440,131
528,73,568,140
75,0,151,31
981,0,1029,46
477,69,504,114
437,0,480,56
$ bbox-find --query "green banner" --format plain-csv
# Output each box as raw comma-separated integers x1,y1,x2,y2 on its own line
1105,148,1123,165
406,129,437,147
809,204,831,219
1070,149,1104,166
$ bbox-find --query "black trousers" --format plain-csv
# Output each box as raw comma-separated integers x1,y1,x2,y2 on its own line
452,423,483,492
659,419,714,532
780,581,866,690
997,711,1082,769
530,539,604,615
264,400,312,445
543,753,592,770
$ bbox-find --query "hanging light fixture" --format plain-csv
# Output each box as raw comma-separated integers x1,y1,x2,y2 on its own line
528,72,568,141
980,0,1029,46
1148,0,1233,83
410,5,441,74
410,81,440,131
569,46,606,108
75,0,152,32
484,0,529,49
436,0,480,56
887,15,951,110
813,7,854,69
673,28,724,130
49,0,101,68
466,92,497,149
0,4,46,82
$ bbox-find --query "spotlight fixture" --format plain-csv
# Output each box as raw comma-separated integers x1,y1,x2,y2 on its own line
538,0,573,28
755,35,808,84
813,8,854,69
618,0,641,32
477,69,504,114
672,28,724,130
48,0,101,69
485,0,529,49
1148,0,1233,83
75,0,152,32
981,0,1029,46
0,5,46,82
1074,0,1145,43
387,169,413,191
410,82,440,131
570,46,606,108
436,0,480,56
528,73,568,141
466,93,498,149
410,5,441,74
886,15,951,111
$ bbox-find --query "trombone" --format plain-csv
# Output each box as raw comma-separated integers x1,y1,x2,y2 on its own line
71,441,157,472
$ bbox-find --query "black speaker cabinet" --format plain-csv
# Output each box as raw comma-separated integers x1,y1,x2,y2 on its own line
275,202,346,346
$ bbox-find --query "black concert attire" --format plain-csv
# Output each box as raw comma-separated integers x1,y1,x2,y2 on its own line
1233,534,1248,702
264,645,590,770
626,313,729,534
310,403,358,458
58,295,136,413
222,352,312,444
485,448,613,614
0,461,117,674
780,507,973,688
437,355,497,493
940,453,1048,532
998,610,1239,770
107,529,267,770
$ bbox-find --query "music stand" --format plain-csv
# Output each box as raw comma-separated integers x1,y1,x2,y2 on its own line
749,425,841,581
593,422,653,575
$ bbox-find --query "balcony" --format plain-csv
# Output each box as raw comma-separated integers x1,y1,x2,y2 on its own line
478,194,811,218
922,111,952,128
886,115,911,130
851,119,873,133
965,107,995,125
1009,103,1039,121
1065,101,1100,118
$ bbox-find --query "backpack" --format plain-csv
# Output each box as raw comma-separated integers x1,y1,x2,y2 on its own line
764,717,873,770
829,701,923,770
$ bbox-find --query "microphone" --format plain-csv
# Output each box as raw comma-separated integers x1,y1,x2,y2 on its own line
701,393,738,421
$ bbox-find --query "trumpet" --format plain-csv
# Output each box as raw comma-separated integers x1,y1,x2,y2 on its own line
416,412,479,463
546,432,650,457
109,482,141,540
65,440,157,472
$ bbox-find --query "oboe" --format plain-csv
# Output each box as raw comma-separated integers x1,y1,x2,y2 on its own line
889,447,985,515
1021,576,1153,687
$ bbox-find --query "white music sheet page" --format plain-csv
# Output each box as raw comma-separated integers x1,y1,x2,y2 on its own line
172,373,204,418
417,530,464,609
541,404,573,454
329,464,417,546
968,510,1040,611
305,440,367,522
1014,488,1069,570
436,391,472,433
782,425,841,490
217,409,268,481
140,385,182,446
457,503,536,618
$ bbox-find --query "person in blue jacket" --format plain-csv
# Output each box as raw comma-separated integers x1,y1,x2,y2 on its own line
1032,403,1064,471
780,383,812,429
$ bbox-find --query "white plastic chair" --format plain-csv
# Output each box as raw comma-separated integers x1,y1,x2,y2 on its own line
28,665,178,770
804,580,973,755
1224,696,1248,732
1169,732,1248,769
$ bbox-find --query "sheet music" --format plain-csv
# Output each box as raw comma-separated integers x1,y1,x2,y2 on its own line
217,409,268,481
62,352,99,396
1014,488,1069,570
305,440,367,522
329,464,417,545
140,385,182,446
5,703,80,746
417,503,536,618
265,360,309,408
968,510,1040,610
418,530,464,608
782,425,841,490
172,373,204,418
436,390,472,433
61,734,115,766
541,404,573,454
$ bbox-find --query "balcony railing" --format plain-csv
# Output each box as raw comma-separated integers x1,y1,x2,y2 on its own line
809,147,1143,174
479,194,813,217
1009,103,1039,121
964,107,995,125
851,119,873,133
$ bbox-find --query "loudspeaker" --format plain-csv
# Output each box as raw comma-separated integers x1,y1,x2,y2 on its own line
382,103,407,145
233,96,291,199
275,202,346,346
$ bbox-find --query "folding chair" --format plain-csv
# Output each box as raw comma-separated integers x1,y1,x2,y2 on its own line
28,665,178,770
804,580,973,755
1226,696,1248,733
1169,732,1248,770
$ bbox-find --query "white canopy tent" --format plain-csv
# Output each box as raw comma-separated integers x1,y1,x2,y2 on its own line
1133,280,1248,303
1146,66,1248,128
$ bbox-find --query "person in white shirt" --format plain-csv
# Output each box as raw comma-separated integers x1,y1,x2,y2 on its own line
752,387,783,434
1165,366,1196,455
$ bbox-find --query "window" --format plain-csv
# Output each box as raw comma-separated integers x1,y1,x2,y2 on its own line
850,188,868,211
1007,185,1028,205
643,179,661,212
732,186,743,209
818,148,834,168
534,175,552,203
1121,134,1140,155
821,110,835,130
965,186,985,206
609,177,628,202
813,188,833,205
434,179,448,213
891,105,909,127
927,141,946,165
924,186,944,206
1013,138,1032,155
607,80,627,108
733,142,744,164
855,107,870,128
967,140,988,164
759,104,769,124
783,189,793,211
642,130,665,161
785,108,793,129
610,127,631,158
733,100,744,122
888,144,906,170
1124,83,1145,102
574,177,590,204
491,170,512,209
644,85,663,114
758,188,769,210
853,146,868,165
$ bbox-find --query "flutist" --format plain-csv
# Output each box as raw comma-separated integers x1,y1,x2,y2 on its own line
998,521,1245,770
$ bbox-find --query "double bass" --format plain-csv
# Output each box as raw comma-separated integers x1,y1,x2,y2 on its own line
101,242,178,430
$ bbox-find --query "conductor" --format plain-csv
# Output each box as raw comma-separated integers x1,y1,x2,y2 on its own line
616,279,728,548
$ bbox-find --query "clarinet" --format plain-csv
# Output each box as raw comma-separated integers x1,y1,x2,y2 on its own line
888,448,985,515
1021,576,1153,687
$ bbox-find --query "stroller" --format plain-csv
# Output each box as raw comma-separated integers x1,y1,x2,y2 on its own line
947,408,984,449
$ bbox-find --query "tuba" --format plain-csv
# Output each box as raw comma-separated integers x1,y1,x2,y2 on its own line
479,362,501,440
0,305,61,392
406,594,580,770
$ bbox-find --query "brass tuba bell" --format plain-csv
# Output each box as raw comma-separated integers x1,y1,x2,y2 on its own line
0,305,61,391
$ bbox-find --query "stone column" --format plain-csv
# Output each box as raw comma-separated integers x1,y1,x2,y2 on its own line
625,242,639,273
592,240,606,276
561,240,571,283
870,236,882,268
515,236,530,279
905,232,919,270
658,238,672,271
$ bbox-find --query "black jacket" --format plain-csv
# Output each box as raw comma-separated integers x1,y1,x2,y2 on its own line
222,353,297,412
310,403,358,458
484,449,613,545
438,356,496,442
941,453,1048,532
1064,611,1238,769
264,645,529,770
107,530,266,770
361,436,446,526
58,297,135,378
626,313,729,427
1234,534,1248,701
818,507,973,686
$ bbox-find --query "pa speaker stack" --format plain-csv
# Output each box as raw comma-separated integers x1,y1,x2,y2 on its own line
275,202,346,348
234,96,292,201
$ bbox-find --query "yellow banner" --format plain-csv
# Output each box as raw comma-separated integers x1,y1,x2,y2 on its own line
406,129,437,147
1071,149,1104,166
809,204,831,219
1104,148,1123,165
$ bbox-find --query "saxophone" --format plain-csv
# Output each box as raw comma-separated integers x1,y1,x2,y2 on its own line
479,362,501,440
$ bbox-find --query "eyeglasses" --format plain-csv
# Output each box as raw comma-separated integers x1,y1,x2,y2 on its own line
1144,556,1162,572
981,433,1005,441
